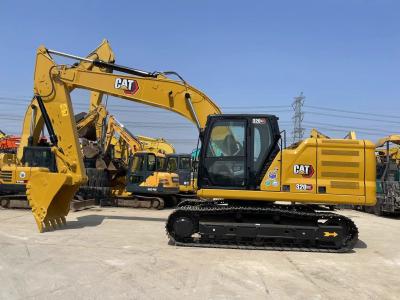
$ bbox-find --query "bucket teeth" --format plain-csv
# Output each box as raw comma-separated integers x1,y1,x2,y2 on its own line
50,219,57,229
26,172,79,232
39,217,67,231
44,220,52,230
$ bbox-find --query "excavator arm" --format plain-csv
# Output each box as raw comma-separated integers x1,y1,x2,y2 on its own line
21,41,114,232
104,115,143,159
76,104,108,141
138,135,175,155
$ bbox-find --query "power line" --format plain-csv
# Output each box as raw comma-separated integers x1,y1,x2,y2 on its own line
304,111,400,125
303,121,400,134
305,104,399,119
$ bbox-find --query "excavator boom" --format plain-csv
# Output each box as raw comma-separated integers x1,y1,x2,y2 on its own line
44,49,221,130
137,135,175,155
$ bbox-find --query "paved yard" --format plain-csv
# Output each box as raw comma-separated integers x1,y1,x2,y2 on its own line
0,207,399,299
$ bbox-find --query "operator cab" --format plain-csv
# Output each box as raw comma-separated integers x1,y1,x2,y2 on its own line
126,151,179,195
198,115,281,190
22,146,56,172
165,154,194,191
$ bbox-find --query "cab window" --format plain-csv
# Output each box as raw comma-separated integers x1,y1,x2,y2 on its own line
179,157,191,170
131,155,144,172
167,157,178,172
157,157,166,171
147,154,156,171
206,121,245,157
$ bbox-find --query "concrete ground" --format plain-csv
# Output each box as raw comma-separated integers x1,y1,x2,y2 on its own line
0,207,399,300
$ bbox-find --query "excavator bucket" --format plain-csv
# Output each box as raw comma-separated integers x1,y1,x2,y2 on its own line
26,172,80,232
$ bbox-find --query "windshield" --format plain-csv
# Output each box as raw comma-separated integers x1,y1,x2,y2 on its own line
179,157,191,170
166,157,178,172
157,157,166,171
131,155,145,172
206,121,245,157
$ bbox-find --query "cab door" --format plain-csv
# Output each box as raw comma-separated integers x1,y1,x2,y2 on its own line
198,117,248,189
127,153,156,192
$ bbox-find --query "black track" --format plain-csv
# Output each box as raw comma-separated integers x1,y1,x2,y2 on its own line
166,200,358,253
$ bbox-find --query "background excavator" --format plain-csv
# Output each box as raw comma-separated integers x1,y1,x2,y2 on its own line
102,114,179,209
22,42,376,253
165,153,197,195
356,135,400,216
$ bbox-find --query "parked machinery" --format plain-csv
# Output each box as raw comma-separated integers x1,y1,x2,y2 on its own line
137,135,175,155
21,42,376,254
0,130,21,154
368,135,400,215
165,153,197,195
103,115,179,209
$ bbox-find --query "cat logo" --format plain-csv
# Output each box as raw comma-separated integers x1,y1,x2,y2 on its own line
323,231,338,237
114,78,139,95
293,164,314,178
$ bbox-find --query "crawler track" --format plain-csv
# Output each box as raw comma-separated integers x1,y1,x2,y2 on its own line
166,201,358,253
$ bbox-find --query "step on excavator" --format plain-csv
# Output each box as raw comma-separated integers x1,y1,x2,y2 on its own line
21,42,376,253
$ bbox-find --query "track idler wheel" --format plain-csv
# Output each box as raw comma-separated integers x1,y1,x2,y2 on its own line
172,217,195,239
151,198,165,210
1,199,10,208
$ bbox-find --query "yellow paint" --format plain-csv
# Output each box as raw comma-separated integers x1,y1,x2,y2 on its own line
258,137,376,205
324,232,338,237
60,104,69,117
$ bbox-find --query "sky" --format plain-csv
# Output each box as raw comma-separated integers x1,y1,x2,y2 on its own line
0,0,399,152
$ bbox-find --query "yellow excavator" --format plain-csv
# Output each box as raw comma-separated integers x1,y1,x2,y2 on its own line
101,115,179,209
0,40,114,209
23,42,376,252
75,107,180,208
136,135,175,155
367,135,400,215
164,153,197,195
76,104,108,143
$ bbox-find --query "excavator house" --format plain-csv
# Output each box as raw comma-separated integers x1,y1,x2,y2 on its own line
14,41,376,252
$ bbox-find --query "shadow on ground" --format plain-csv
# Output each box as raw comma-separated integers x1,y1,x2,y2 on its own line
354,240,367,249
60,214,167,230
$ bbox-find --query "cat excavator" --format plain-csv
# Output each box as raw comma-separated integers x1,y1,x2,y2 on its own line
23,42,376,252
102,115,179,209
367,135,399,215
165,153,197,195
